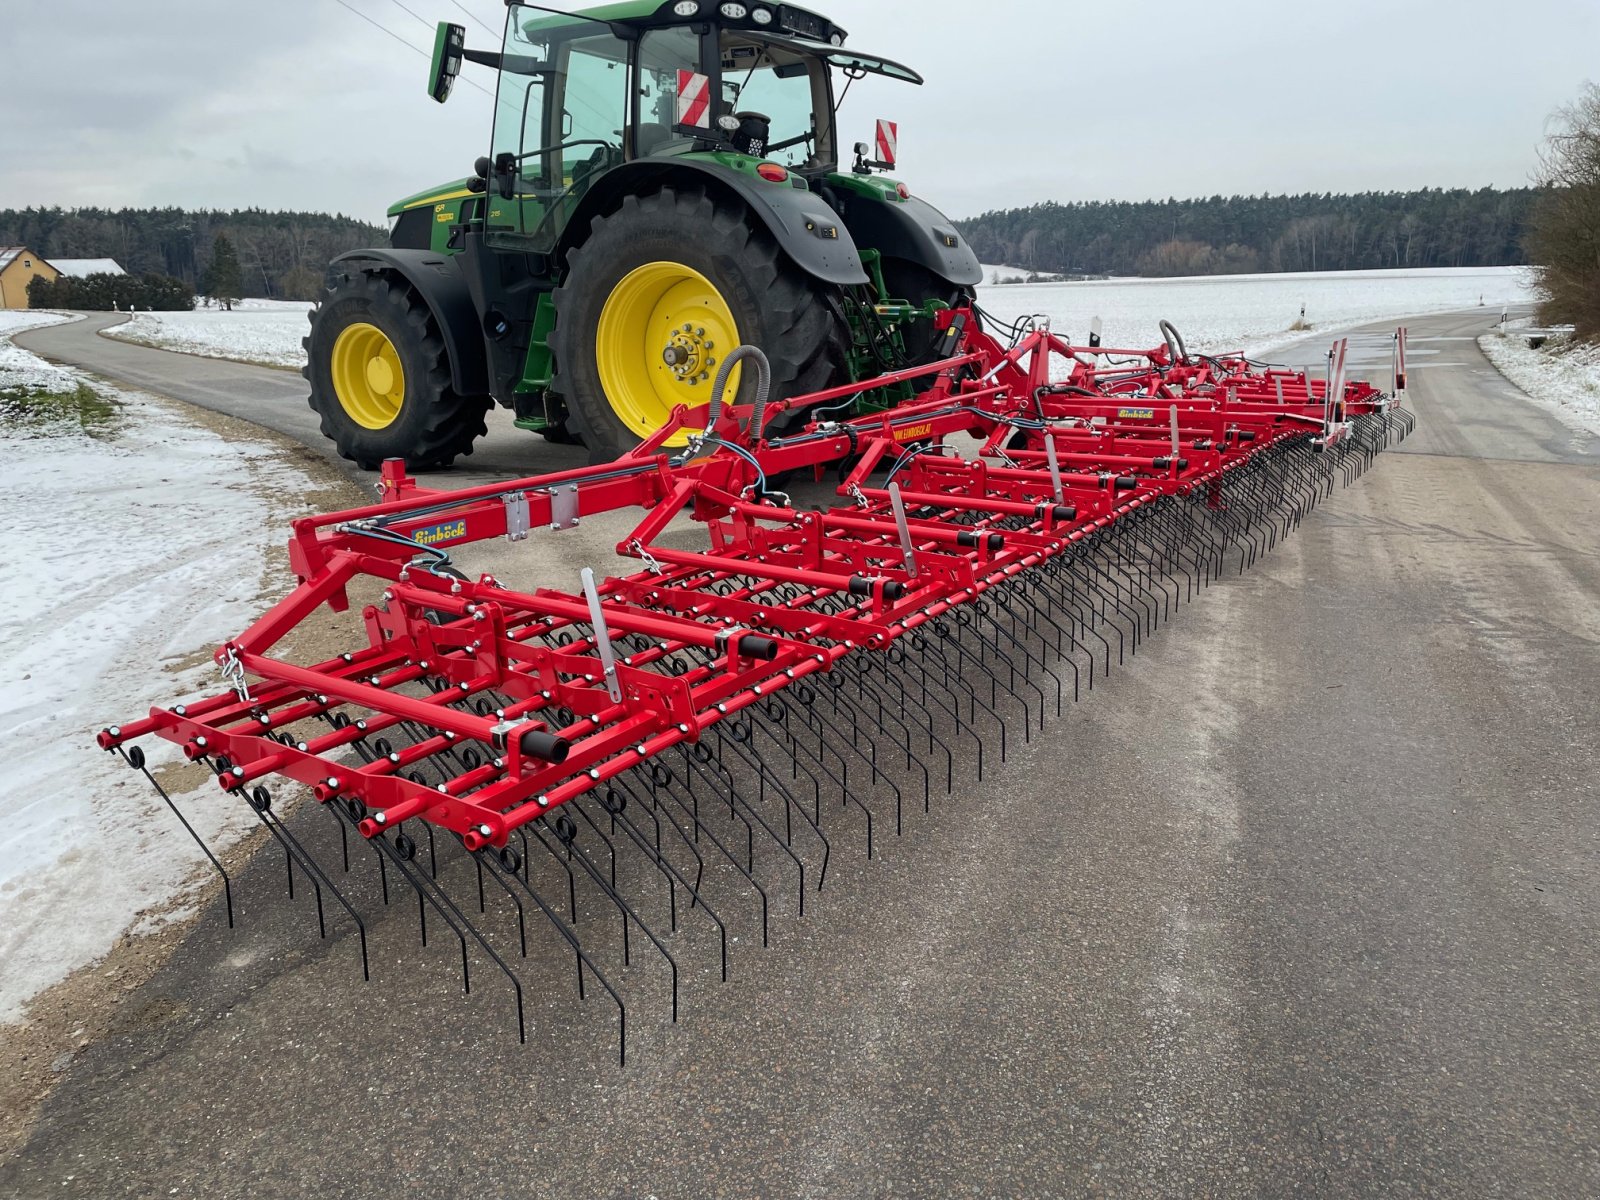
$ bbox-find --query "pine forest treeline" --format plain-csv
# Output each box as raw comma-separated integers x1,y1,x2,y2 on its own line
0,207,387,300
2,188,1538,292
957,187,1537,278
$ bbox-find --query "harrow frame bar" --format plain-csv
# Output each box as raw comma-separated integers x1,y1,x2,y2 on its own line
102,317,1408,853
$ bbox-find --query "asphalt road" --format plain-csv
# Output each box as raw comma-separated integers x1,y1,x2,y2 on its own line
5,309,1598,1198
13,312,591,487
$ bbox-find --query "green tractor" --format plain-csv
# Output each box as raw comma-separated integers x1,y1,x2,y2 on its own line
304,0,981,467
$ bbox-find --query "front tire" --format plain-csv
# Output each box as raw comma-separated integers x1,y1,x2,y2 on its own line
549,185,847,463
303,269,491,470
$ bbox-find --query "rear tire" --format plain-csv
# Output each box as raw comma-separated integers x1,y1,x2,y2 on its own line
549,184,847,463
303,269,491,471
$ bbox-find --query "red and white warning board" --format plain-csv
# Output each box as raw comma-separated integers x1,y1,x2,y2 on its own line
875,119,898,167
676,70,710,129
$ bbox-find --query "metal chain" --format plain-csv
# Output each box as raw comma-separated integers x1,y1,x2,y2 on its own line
219,647,252,704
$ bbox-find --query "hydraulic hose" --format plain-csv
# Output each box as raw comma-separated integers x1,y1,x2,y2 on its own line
1159,319,1190,365
705,344,772,439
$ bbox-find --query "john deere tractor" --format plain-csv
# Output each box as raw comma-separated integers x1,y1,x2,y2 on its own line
304,0,981,467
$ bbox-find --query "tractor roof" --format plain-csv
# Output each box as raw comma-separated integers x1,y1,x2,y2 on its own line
565,0,692,20
536,0,843,44
514,1,920,83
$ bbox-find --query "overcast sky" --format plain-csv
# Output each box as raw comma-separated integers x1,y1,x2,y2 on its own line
2,0,1593,222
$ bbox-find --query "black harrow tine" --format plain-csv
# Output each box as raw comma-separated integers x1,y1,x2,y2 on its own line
651,758,774,946
477,850,626,1065
477,842,529,958
363,817,527,1044
246,788,369,982
712,723,821,906
744,707,836,885
587,791,731,983
767,693,878,859
117,745,233,929
610,775,711,911
531,813,680,1024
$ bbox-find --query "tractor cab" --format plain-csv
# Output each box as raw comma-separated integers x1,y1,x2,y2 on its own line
445,1,922,252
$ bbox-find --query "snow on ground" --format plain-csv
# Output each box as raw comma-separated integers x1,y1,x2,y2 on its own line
980,263,1075,284
974,266,1537,359
105,297,312,369
0,311,80,385
1479,323,1600,437
0,311,319,1022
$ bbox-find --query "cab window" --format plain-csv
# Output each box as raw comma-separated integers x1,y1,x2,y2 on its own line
719,39,828,169
635,29,833,170
635,27,702,159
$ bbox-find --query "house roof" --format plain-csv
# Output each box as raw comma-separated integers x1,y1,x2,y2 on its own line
49,258,126,278
0,246,30,271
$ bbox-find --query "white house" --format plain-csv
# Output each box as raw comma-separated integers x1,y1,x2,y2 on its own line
49,258,127,279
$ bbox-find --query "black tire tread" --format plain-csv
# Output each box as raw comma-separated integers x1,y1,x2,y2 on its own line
302,268,491,471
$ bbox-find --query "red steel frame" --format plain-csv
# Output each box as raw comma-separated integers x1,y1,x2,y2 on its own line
100,313,1406,855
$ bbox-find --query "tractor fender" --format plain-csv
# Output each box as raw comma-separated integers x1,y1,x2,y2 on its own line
559,160,870,288
827,190,983,289
326,249,490,396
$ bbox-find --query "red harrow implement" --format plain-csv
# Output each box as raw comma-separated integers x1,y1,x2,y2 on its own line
100,314,1412,1061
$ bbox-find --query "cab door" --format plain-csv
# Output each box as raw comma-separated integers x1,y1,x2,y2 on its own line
486,6,632,253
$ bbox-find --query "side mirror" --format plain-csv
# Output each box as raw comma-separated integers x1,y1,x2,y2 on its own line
494,151,517,200
428,22,465,104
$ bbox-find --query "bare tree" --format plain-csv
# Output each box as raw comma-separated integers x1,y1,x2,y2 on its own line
1528,83,1600,340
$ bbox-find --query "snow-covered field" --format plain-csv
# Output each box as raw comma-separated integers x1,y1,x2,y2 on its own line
1479,324,1600,436
106,297,312,369
0,311,319,1022
101,269,1533,374
975,266,1536,358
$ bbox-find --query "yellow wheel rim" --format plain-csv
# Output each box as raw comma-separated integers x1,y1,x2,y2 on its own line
331,322,405,430
595,261,741,444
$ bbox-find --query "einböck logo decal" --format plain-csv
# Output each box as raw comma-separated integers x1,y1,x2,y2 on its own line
412,520,467,546
1117,407,1156,419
